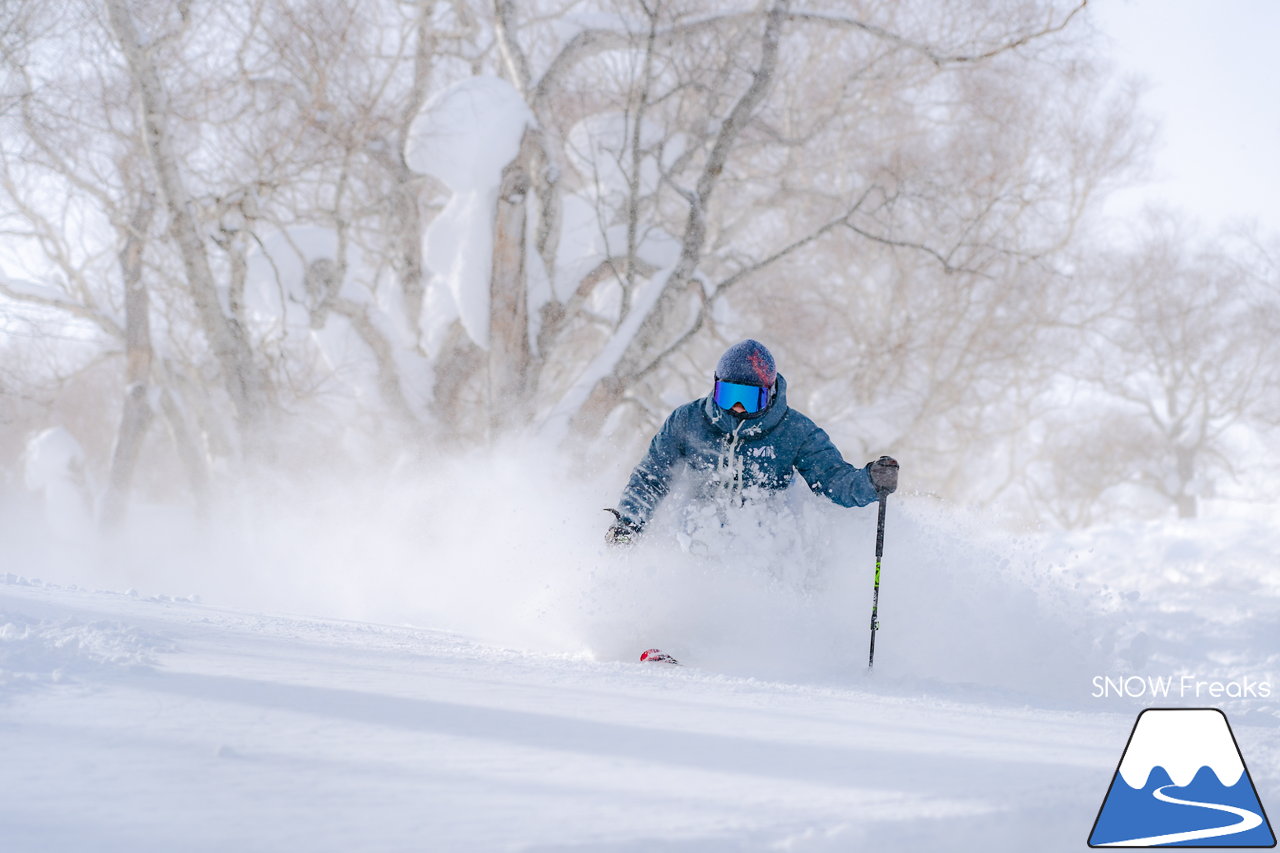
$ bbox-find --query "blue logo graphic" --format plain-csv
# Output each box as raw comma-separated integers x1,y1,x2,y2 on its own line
1089,708,1275,847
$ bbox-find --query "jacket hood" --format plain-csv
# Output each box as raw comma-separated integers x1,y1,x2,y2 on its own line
702,373,790,437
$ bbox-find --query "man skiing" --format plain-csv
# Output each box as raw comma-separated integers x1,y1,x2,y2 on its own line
606,339,898,545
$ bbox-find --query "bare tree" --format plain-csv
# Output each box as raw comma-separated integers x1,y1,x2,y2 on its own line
461,0,1124,459
1067,215,1280,519
105,0,268,453
7,0,1232,535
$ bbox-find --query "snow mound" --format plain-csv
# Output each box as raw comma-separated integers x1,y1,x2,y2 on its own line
0,611,172,691
23,426,85,491
22,426,94,541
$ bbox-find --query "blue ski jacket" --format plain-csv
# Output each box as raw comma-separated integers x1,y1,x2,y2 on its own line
616,375,880,531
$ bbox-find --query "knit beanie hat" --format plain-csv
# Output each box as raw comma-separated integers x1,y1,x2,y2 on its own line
715,339,777,387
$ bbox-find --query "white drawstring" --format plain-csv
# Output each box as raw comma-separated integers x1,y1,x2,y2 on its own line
715,418,747,505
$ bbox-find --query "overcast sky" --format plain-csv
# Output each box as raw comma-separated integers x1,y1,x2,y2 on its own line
1093,0,1280,235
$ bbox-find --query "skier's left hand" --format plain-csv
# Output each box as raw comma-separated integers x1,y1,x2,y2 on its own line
868,456,898,494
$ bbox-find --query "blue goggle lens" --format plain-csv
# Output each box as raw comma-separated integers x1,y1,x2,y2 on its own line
713,379,770,414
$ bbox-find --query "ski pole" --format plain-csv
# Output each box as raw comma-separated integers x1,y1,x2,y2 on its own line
867,490,888,669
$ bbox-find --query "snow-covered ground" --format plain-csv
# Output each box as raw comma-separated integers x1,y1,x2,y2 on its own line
3,460,1278,851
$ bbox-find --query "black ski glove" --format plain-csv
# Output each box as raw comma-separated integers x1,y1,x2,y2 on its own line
868,456,899,494
603,508,639,546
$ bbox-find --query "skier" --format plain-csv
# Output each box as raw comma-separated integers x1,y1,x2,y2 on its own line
605,339,898,546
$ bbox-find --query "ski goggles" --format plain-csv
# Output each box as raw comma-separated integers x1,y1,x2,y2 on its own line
713,378,772,414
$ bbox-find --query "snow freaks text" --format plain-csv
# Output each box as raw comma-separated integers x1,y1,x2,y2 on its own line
1092,675,1273,700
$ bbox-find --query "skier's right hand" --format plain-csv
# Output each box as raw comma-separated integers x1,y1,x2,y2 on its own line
605,521,638,546
603,508,639,546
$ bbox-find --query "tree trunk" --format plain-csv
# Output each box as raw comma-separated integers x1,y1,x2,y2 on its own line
396,0,438,332
431,322,486,442
1174,444,1198,518
105,0,265,457
159,386,211,517
487,129,535,436
100,196,154,529
328,292,424,435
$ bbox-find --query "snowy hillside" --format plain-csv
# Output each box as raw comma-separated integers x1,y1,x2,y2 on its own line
3,465,1278,852
0,576,1133,852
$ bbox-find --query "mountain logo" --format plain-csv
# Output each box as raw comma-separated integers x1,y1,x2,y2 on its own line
1089,708,1276,847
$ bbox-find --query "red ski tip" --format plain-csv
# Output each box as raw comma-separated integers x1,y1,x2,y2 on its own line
640,648,680,665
